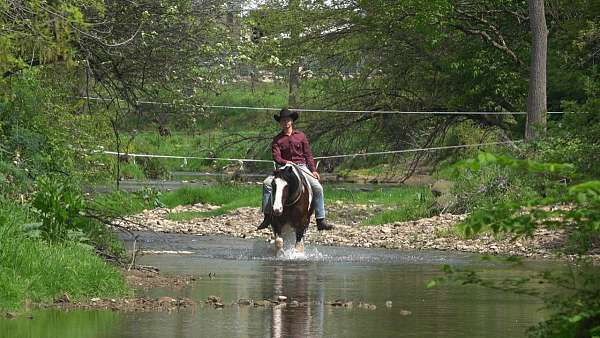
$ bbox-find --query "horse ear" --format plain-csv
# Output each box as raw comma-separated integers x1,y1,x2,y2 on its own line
285,165,293,172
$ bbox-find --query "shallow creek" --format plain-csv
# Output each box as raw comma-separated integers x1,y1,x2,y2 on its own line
3,232,553,338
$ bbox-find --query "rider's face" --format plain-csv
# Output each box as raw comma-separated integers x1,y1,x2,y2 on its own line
280,117,293,130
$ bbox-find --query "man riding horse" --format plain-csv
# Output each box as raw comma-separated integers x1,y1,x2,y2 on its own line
257,108,334,231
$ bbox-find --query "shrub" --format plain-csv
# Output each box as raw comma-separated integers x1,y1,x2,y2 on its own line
31,176,86,242
137,157,170,179
446,156,538,213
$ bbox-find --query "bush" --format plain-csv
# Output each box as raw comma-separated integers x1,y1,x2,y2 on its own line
534,99,600,178
137,157,170,179
31,176,86,242
0,200,128,310
446,158,537,213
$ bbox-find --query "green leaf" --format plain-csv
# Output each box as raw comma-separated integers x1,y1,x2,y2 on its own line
568,314,583,323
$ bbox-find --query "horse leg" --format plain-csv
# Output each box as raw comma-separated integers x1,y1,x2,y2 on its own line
271,222,284,255
294,227,306,253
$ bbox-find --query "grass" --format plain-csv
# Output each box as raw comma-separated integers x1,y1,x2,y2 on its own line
92,184,262,221
327,185,432,207
0,201,129,311
164,184,261,221
91,190,155,216
330,186,434,225
161,184,433,225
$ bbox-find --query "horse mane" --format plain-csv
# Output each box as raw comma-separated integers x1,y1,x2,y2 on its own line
274,165,300,195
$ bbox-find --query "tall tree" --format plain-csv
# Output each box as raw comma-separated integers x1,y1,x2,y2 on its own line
287,0,301,108
525,0,548,141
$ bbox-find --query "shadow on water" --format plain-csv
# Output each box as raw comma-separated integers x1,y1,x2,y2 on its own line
2,233,552,338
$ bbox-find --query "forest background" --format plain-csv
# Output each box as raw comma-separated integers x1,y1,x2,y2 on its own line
1,0,599,336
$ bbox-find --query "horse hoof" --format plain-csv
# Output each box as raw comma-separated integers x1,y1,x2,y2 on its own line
294,242,304,253
274,238,284,250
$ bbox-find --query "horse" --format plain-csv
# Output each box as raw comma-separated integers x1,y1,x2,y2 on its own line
270,164,314,254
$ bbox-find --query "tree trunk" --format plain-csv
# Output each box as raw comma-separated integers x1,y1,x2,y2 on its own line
288,62,301,108
525,0,548,141
288,0,301,108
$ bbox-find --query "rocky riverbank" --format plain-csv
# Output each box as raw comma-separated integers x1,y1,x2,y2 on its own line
35,269,400,314
114,202,600,261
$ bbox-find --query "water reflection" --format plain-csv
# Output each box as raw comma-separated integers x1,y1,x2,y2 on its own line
0,235,553,338
270,262,321,338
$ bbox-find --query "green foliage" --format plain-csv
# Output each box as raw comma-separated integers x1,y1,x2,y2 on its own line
527,263,600,338
445,152,551,213
0,200,128,310
31,176,85,242
160,184,261,209
136,157,171,180
91,189,158,217
441,152,600,338
0,160,30,197
458,153,597,252
535,99,600,178
327,186,433,224
117,162,146,180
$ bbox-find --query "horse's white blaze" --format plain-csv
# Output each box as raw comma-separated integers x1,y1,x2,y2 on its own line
272,177,287,214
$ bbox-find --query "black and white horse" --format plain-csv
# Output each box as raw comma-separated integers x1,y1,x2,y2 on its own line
270,164,314,254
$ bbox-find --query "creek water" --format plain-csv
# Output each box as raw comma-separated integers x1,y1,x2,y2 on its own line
3,233,551,338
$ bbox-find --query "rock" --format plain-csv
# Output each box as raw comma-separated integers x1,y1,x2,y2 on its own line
54,293,71,304
91,298,101,302
4,312,16,319
238,299,253,306
254,300,270,307
359,303,376,310
277,295,287,302
400,309,412,316
213,302,225,308
158,297,176,304
207,295,221,303
115,200,592,261
289,300,300,307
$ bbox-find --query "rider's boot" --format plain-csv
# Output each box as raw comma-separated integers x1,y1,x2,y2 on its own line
257,214,271,230
316,218,334,231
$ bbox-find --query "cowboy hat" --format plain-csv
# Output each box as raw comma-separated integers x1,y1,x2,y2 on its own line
274,108,298,122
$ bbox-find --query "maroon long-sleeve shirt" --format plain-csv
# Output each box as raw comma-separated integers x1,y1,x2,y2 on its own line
272,130,316,172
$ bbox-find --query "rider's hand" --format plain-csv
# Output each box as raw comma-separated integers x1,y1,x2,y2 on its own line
312,171,320,180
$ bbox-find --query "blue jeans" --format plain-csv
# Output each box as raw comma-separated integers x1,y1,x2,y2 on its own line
262,164,326,219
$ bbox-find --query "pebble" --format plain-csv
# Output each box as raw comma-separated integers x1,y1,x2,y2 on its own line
237,299,253,306
113,203,597,260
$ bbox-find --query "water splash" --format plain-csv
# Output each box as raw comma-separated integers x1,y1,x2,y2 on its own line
277,246,324,260
270,225,324,261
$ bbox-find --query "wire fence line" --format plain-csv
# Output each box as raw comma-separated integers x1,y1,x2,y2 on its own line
78,96,564,116
98,140,521,169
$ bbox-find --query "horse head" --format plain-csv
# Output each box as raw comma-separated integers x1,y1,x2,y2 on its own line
271,165,300,216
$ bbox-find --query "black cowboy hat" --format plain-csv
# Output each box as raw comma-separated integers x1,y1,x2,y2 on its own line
274,108,298,122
